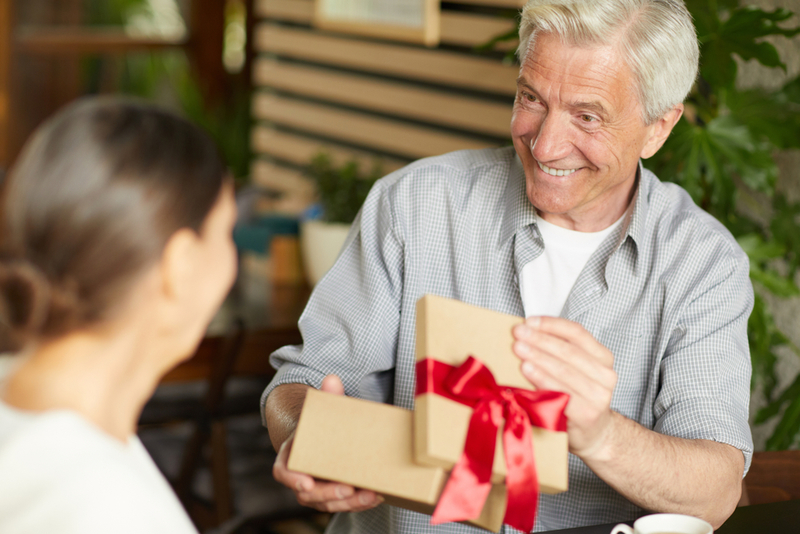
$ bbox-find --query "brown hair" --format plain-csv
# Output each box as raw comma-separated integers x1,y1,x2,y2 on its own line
0,96,226,349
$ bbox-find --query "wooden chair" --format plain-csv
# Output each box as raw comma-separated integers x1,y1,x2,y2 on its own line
739,450,800,506
139,301,307,530
139,322,248,529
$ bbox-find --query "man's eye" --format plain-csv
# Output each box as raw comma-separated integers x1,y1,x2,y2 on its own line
522,92,537,102
581,114,596,123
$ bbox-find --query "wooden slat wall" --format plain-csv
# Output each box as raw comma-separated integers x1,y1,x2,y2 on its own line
251,0,521,216
0,0,11,167
252,60,512,137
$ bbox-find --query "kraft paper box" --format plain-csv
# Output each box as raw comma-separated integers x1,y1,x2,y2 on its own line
414,294,569,492
288,389,507,532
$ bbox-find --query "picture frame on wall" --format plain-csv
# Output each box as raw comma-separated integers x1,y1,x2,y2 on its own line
314,0,441,47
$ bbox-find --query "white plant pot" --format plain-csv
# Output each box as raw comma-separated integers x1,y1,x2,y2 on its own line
300,220,351,286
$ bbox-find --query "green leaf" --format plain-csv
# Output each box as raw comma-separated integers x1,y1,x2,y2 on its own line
686,0,740,41
749,294,781,402
770,195,800,275
717,0,743,10
648,113,778,220
750,267,800,297
756,372,800,424
697,6,800,87
727,87,800,150
707,115,778,195
474,27,519,53
307,152,381,224
766,392,800,450
646,118,707,202
783,75,800,105
737,233,786,262
700,41,739,88
721,7,800,41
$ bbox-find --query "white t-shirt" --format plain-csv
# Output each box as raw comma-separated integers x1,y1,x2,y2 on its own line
0,399,198,534
520,213,624,317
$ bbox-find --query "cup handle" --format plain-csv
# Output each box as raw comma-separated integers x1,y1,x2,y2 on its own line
610,525,634,534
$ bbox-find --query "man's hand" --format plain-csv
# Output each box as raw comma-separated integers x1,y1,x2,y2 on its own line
512,316,618,459
271,375,384,513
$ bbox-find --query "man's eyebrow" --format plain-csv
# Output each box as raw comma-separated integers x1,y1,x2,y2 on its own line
516,77,611,119
515,77,534,91
571,100,610,119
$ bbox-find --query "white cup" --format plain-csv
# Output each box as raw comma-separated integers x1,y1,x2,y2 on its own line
610,513,713,534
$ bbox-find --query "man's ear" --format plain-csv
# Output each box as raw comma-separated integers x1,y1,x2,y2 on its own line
640,104,684,160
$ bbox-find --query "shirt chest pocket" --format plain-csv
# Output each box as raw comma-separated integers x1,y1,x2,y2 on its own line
594,318,657,418
597,323,644,367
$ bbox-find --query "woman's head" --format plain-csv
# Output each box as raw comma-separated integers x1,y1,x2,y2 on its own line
0,97,237,351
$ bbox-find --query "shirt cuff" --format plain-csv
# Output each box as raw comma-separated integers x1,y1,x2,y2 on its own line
654,396,754,475
259,363,326,426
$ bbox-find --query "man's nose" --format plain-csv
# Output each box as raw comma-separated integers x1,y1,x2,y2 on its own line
530,113,572,163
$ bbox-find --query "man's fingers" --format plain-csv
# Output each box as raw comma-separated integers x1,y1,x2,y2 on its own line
272,454,315,493
272,431,383,513
274,459,383,512
524,316,602,351
521,356,613,405
516,317,614,367
513,328,602,378
321,374,345,395
297,487,383,512
272,434,293,476
273,433,316,493
274,454,383,512
513,332,616,390
296,479,356,503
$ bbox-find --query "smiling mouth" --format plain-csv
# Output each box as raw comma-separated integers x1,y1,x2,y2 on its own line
537,161,579,177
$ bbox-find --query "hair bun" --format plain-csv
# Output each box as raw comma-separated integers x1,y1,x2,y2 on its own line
0,260,52,346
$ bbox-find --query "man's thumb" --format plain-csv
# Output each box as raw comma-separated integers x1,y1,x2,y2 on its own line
320,374,345,395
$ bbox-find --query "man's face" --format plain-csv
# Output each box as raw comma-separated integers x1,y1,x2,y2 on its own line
511,33,662,230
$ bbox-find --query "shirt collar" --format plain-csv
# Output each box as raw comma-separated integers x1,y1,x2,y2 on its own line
500,154,538,246
501,156,651,261
621,161,650,248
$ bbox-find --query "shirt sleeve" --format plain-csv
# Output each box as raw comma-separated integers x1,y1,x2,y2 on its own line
261,176,405,417
653,245,754,475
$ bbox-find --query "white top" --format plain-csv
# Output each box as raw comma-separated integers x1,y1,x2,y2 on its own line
0,398,198,534
520,213,624,317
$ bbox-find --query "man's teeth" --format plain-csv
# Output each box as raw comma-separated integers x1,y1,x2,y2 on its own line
537,161,577,177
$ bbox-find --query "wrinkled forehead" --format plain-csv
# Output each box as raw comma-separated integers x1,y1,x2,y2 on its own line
519,32,640,112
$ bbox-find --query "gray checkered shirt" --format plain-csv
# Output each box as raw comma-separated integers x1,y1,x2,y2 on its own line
262,147,753,533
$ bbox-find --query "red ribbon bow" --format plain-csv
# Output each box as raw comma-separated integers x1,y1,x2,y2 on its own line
415,356,569,533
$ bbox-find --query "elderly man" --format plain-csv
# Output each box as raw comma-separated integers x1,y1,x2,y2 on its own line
263,0,753,532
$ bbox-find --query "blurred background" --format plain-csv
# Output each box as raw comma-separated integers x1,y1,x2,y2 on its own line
0,2,531,533
0,0,799,533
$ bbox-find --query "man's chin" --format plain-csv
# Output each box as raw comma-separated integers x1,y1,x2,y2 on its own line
526,196,579,218
525,181,581,214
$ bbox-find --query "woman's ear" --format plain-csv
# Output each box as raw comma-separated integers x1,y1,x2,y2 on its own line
157,228,200,320
640,104,684,160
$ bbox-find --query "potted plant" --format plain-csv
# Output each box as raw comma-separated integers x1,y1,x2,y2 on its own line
301,152,382,286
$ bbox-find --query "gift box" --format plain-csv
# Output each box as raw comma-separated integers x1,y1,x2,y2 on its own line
413,294,569,530
288,389,507,532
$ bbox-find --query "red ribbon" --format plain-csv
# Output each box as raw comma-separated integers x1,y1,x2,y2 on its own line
415,357,569,533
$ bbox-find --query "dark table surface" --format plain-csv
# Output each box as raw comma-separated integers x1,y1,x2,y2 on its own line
544,500,800,533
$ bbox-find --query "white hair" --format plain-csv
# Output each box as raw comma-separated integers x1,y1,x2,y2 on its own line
517,0,699,124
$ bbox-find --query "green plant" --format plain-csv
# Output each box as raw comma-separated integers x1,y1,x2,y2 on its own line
650,1,800,450
482,2,800,449
81,0,252,184
84,0,150,25
307,152,382,224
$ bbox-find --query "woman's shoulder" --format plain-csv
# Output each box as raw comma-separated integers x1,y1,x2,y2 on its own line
0,404,120,463
0,407,197,534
